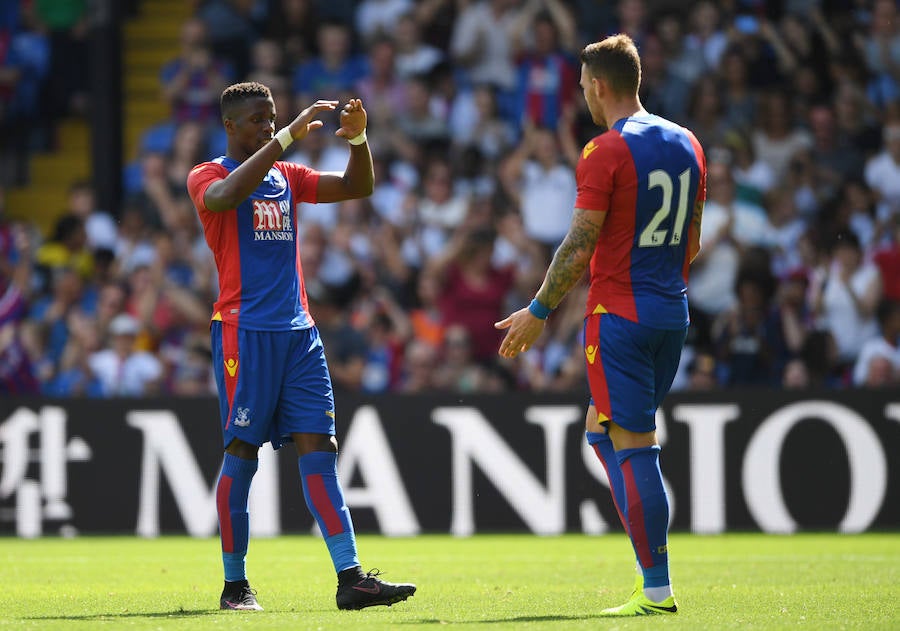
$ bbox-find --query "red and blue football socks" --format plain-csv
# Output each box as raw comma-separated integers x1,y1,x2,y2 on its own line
299,451,360,573
616,445,672,600
216,453,257,582
586,431,629,531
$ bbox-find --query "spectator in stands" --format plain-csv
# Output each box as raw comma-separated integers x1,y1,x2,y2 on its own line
863,121,900,231
355,0,413,46
717,46,757,133
64,181,117,252
35,214,93,281
87,313,162,396
431,323,490,392
246,37,289,88
425,226,515,364
509,0,578,131
196,0,264,81
354,36,408,146
499,124,576,252
0,221,38,393
873,215,900,302
392,11,444,80
751,90,813,184
810,229,883,374
0,3,49,186
450,0,521,97
854,0,900,109
852,299,900,387
292,20,368,105
161,18,235,125
34,0,88,123
308,282,368,392
263,0,319,69
712,271,783,386
687,160,770,326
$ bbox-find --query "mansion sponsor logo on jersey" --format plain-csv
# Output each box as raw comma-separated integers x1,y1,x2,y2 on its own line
252,199,293,241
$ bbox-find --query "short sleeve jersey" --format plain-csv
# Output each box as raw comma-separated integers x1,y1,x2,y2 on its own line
575,113,706,330
186,157,320,331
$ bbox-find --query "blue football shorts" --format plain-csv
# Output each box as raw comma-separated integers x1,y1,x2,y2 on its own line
583,312,687,433
211,321,336,449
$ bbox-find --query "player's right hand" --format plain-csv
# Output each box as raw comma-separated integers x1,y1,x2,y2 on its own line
289,100,338,142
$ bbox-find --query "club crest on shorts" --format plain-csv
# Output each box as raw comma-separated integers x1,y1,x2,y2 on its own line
233,406,252,427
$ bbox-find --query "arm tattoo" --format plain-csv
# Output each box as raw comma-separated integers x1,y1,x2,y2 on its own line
535,208,605,309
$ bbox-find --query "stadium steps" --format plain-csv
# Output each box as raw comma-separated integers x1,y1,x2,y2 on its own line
5,0,190,237
122,0,191,161
5,118,91,237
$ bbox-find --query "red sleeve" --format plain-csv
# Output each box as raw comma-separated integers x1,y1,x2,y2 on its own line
574,132,621,212
186,162,229,213
685,128,707,203
274,160,320,203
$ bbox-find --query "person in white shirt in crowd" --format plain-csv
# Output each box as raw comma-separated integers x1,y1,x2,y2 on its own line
687,158,772,319
863,121,900,233
810,230,883,370
499,124,575,253
450,0,521,94
852,299,900,386
88,313,162,396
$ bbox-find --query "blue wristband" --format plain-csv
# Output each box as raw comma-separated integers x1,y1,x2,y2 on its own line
528,298,552,320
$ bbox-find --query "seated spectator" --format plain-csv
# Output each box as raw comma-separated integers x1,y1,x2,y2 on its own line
510,2,577,131
196,0,264,81
852,299,900,387
88,313,162,396
263,0,319,68
35,214,93,281
863,121,900,230
64,181,118,252
499,124,576,252
0,222,38,393
292,20,368,104
355,0,414,46
425,226,515,364
392,11,444,80
0,4,49,186
160,18,234,125
712,272,782,386
873,215,900,301
810,230,883,371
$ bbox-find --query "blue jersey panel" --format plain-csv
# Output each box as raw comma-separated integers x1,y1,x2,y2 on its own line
613,116,701,329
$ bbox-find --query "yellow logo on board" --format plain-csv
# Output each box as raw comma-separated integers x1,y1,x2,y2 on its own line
225,358,238,377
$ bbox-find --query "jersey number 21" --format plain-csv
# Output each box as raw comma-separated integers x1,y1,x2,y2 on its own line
639,168,691,248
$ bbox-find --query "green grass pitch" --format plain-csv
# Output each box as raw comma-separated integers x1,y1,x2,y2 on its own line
4,533,898,630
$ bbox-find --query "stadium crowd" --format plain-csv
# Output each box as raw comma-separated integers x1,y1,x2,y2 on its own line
1,0,899,397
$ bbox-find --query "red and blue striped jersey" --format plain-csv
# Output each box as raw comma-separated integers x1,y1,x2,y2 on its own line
187,157,320,331
575,113,706,330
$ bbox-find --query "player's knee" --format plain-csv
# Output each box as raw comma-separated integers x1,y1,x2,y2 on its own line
584,405,607,434
606,421,657,450
225,438,260,459
293,432,338,455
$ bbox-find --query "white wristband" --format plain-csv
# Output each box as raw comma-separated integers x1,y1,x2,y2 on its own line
347,130,367,145
275,127,294,151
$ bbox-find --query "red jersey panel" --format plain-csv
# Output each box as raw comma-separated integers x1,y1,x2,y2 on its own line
187,157,320,331
575,114,706,329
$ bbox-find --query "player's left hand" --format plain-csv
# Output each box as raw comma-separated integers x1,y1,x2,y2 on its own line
336,98,367,140
495,307,546,358
289,100,338,141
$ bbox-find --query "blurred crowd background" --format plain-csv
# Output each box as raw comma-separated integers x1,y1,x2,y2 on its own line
1,0,899,398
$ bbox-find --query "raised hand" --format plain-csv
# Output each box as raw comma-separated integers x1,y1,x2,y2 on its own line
335,98,367,140
289,100,338,142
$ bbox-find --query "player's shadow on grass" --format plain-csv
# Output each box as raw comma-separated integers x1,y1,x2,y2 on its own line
398,614,608,625
23,609,217,621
